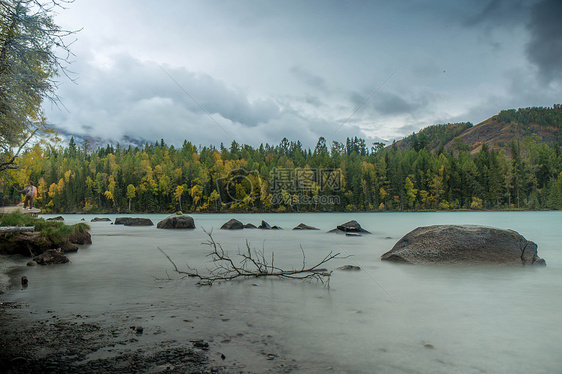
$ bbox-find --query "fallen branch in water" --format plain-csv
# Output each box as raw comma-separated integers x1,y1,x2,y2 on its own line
157,229,342,286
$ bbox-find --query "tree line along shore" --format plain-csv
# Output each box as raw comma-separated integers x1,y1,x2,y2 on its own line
4,123,562,214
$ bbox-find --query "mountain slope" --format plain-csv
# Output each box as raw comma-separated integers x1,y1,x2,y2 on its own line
393,122,473,151
395,105,562,154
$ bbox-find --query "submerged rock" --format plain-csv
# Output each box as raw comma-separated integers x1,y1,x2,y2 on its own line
220,218,244,230
381,225,546,266
156,214,195,229
337,265,361,271
256,221,282,229
68,231,92,245
293,223,320,230
328,220,370,234
47,216,64,221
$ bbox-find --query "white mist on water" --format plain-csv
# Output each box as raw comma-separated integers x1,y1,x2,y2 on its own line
7,212,562,373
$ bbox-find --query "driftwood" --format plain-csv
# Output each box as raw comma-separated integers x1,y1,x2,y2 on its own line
157,230,342,286
0,226,34,233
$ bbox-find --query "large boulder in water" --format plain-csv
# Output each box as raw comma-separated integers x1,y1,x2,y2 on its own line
221,218,244,230
33,249,70,265
125,218,153,226
381,225,546,266
157,214,195,229
114,217,153,226
114,217,129,225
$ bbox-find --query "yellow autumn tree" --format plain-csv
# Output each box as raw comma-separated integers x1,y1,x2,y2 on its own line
404,177,418,209
174,185,184,211
126,184,136,212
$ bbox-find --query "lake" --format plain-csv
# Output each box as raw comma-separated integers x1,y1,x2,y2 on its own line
6,211,562,373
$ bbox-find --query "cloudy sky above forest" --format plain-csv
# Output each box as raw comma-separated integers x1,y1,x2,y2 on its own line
43,0,562,149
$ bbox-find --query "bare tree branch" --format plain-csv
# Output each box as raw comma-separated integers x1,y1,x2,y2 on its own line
156,230,342,287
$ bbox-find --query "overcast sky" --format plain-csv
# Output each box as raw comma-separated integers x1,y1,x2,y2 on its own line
43,0,562,149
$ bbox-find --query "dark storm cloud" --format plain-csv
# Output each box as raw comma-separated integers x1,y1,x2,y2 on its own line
525,0,562,82
460,0,562,83
47,53,283,144
463,0,529,27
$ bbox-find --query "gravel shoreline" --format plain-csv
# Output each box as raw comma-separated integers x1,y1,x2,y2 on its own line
0,301,227,373
0,259,298,374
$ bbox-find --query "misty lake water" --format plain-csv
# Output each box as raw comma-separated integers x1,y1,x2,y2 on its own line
5,211,562,373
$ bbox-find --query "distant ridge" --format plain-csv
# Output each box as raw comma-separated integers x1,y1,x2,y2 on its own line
49,125,148,149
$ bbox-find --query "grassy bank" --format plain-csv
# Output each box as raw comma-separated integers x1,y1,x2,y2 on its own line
0,212,90,248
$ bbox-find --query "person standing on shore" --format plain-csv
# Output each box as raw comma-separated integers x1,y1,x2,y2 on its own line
20,181,36,210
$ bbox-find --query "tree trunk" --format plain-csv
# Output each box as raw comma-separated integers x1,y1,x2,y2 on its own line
0,226,34,233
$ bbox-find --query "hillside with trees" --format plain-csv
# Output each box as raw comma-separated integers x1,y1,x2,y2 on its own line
397,106,562,155
392,122,474,153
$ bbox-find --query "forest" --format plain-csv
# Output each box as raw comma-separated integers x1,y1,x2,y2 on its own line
4,109,562,214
